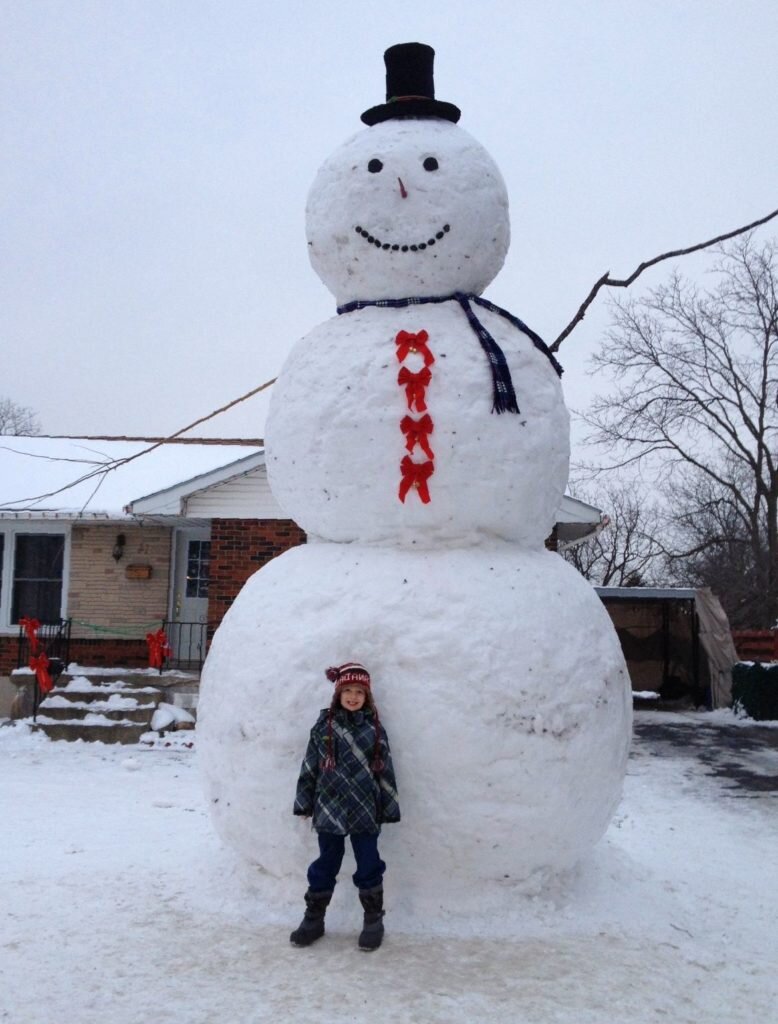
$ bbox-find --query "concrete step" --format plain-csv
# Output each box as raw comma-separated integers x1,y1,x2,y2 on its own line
32,720,150,745
54,684,165,700
36,704,154,724
44,688,160,707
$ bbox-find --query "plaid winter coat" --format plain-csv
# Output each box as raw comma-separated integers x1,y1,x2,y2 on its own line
294,708,401,835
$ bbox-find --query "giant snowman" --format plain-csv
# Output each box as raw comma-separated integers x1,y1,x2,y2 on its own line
198,43,632,926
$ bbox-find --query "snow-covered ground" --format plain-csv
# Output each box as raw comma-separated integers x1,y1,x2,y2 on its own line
1,712,776,1024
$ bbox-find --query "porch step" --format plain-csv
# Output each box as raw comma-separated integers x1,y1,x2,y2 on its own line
36,704,155,723
43,687,162,707
32,720,149,745
14,668,198,744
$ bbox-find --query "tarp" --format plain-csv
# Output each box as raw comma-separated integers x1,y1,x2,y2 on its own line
695,587,739,708
597,586,739,709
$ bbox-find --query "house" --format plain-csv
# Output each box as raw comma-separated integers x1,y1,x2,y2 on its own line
0,434,603,707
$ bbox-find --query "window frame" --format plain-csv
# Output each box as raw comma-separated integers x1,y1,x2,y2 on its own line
0,522,70,633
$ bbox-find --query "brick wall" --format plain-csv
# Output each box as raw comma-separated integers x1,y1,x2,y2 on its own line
68,524,172,638
208,518,306,637
0,636,149,677
0,638,20,675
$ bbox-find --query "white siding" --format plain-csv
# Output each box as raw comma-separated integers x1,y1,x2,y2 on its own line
183,467,287,519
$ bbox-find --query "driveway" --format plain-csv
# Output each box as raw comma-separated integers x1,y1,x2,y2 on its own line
633,710,778,797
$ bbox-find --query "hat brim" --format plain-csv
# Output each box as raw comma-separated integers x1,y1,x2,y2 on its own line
361,98,461,126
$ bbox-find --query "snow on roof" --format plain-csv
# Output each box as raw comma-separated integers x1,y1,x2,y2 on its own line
0,436,264,520
556,494,601,524
596,586,699,600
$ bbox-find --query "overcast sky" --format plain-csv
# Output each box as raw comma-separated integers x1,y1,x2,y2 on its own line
3,0,776,461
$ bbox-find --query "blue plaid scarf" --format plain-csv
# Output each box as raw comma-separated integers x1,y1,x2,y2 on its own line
337,291,563,415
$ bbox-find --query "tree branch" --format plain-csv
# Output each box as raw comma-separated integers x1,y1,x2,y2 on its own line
550,207,778,352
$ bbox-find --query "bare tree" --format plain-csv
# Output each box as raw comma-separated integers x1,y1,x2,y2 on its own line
584,235,778,627
0,397,41,435
663,466,768,628
562,481,664,587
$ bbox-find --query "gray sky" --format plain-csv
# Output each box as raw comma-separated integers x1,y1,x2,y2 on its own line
3,0,776,458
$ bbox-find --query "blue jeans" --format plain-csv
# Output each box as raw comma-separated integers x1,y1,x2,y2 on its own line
307,832,385,893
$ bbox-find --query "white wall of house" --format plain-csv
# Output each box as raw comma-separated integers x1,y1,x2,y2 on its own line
183,466,286,519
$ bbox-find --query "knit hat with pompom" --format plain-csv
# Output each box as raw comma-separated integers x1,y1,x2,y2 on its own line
325,662,371,693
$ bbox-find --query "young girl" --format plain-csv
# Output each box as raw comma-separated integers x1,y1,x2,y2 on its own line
291,662,400,950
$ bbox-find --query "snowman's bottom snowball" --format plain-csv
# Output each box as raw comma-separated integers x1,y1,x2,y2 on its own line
198,542,632,927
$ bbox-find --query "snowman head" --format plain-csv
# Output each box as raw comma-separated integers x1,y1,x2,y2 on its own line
306,44,510,306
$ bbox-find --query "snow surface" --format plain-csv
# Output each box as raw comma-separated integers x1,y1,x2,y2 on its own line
64,664,196,678
40,694,142,711
199,542,631,912
266,302,569,545
306,120,510,306
151,702,195,731
1,715,776,1024
32,713,138,727
204,110,629,910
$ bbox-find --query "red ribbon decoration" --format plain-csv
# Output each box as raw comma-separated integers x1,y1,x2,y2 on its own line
395,329,435,367
20,616,41,655
398,456,434,504
29,652,53,695
146,628,171,670
397,366,431,412
400,414,435,459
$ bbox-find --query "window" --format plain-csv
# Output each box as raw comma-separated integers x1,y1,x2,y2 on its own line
11,533,65,623
185,540,210,599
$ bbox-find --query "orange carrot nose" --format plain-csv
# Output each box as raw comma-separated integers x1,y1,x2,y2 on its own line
398,177,408,198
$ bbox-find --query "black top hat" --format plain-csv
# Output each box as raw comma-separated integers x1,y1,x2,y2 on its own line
361,42,461,126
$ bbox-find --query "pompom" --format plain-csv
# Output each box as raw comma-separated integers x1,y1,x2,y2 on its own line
325,666,340,683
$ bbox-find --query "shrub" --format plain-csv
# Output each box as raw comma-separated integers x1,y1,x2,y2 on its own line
731,662,778,721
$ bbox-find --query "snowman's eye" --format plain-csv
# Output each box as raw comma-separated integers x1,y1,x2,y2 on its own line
423,157,439,172
367,159,383,173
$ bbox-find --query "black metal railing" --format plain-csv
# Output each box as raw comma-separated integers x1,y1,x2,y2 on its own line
162,620,208,671
17,618,72,670
16,618,71,719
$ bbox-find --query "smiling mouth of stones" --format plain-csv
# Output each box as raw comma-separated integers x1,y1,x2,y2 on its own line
354,223,451,252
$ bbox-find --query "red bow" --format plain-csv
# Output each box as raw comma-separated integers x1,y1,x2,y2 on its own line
400,414,435,459
29,652,53,695
397,366,431,412
146,629,171,670
398,456,434,504
20,616,41,655
395,329,434,367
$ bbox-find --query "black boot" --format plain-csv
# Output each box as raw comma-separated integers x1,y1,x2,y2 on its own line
290,888,333,947
358,885,385,951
